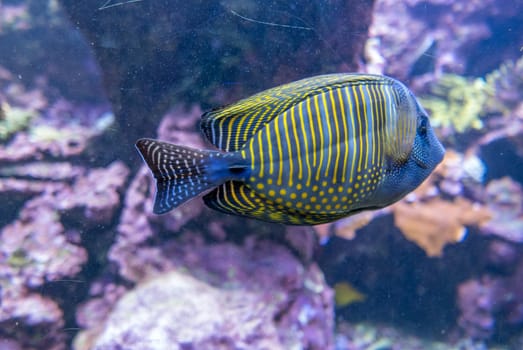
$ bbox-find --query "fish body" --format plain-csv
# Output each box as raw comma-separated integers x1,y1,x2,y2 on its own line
136,73,444,225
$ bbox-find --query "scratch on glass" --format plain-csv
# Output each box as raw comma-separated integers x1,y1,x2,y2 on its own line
99,0,143,10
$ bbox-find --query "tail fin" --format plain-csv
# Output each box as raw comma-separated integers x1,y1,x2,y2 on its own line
135,138,245,214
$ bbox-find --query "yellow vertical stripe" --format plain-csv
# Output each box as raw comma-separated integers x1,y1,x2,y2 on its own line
374,83,386,166
229,183,246,209
225,117,234,150
238,185,254,208
314,94,325,181
307,97,317,167
396,88,404,149
257,128,264,178
353,85,364,173
377,85,388,163
243,108,264,149
369,84,378,166
329,89,341,183
218,118,227,150
275,114,284,186
321,92,333,180
249,139,256,170
346,86,357,183
266,122,274,175
359,85,370,170
283,112,294,187
233,113,251,149
384,86,396,156
299,102,312,186
222,183,243,211
337,87,349,183
366,85,375,167
290,107,303,181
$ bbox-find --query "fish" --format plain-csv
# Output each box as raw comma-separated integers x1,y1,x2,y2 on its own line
333,282,366,307
136,73,445,225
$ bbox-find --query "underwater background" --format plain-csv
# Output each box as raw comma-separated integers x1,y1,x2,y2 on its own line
0,0,523,349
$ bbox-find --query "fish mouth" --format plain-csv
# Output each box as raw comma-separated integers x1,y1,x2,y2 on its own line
433,140,446,165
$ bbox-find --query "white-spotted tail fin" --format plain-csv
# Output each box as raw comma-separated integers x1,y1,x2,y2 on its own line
135,138,246,214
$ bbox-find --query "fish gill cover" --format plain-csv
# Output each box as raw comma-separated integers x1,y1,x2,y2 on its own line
0,1,522,350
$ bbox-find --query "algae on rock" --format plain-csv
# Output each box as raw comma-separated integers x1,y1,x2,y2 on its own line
0,102,35,140
420,74,493,133
421,55,523,135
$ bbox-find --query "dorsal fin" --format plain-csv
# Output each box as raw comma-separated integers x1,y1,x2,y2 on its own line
201,73,390,151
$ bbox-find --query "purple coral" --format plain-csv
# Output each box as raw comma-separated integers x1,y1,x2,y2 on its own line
55,161,130,225
457,255,523,341
0,160,129,349
366,0,515,80
0,290,65,350
1,202,87,287
481,177,523,243
79,239,333,350
457,278,499,340
0,201,85,350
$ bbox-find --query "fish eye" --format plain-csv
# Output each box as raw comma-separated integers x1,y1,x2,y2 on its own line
418,116,428,136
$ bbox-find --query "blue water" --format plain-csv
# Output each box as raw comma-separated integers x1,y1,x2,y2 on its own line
1,1,522,349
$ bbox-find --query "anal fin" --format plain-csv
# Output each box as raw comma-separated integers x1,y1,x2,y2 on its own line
203,181,344,225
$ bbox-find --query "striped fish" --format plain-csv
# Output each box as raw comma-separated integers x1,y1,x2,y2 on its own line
136,73,444,225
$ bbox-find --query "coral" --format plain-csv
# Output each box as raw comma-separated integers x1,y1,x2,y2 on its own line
0,118,114,163
434,149,486,197
451,174,523,342
335,321,497,350
472,55,523,156
470,102,523,159
420,74,493,133
3,83,48,112
0,69,113,161
156,104,206,146
77,240,333,350
365,0,516,79
54,161,129,225
418,55,523,139
0,158,129,348
392,197,491,257
0,3,30,33
0,288,65,350
73,281,127,350
486,55,523,113
457,278,498,340
457,252,523,341
413,53,523,163
330,210,388,241
481,177,523,243
0,161,84,181
0,202,85,350
1,203,87,288
366,0,431,77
